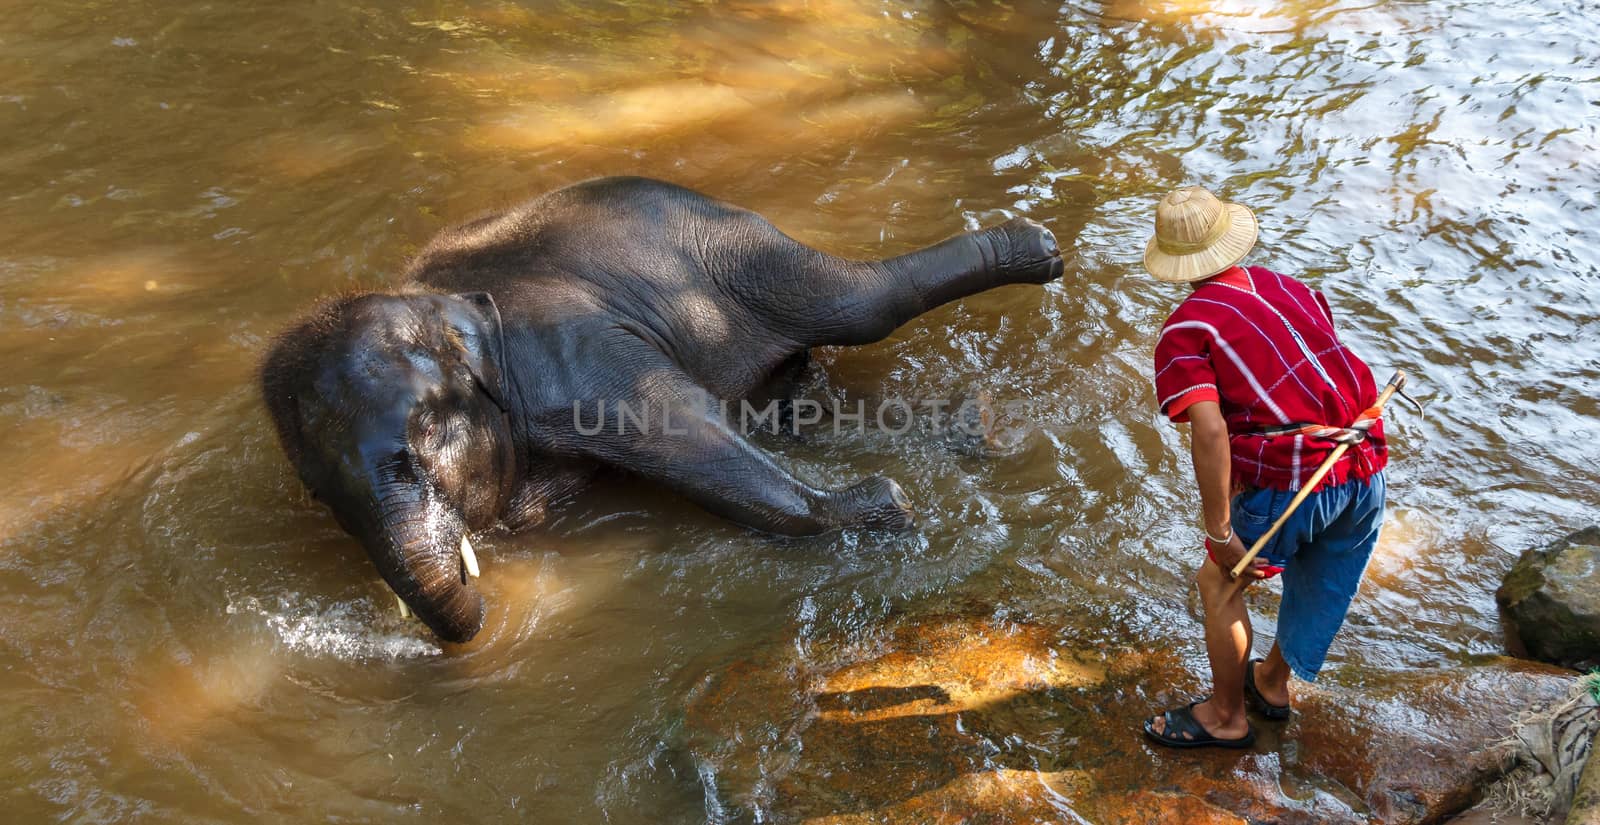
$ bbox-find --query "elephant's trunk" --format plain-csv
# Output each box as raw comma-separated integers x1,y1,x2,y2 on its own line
366,485,485,643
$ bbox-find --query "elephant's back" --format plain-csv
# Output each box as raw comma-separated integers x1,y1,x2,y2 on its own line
543,176,747,223
403,176,750,297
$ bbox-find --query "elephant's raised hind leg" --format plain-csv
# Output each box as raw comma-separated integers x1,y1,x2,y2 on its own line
730,217,1063,349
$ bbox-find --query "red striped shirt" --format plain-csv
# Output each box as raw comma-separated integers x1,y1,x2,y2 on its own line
1153,266,1387,491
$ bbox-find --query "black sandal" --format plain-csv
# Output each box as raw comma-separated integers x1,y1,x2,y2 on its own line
1245,658,1292,721
1143,701,1256,749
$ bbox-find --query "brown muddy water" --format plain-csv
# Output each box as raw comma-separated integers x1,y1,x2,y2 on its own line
2,1,1598,822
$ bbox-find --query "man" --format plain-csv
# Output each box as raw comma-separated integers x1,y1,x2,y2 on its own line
1140,186,1388,749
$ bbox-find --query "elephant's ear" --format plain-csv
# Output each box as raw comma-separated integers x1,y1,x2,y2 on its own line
448,291,512,413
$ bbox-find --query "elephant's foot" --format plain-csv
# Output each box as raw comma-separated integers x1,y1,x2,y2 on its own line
987,217,1063,284
831,476,915,531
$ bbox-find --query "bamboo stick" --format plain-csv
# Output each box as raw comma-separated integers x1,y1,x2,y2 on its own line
1224,370,1407,598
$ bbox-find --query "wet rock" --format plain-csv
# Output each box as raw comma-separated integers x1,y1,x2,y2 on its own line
683,614,1576,824
1497,527,1600,670
1290,663,1572,823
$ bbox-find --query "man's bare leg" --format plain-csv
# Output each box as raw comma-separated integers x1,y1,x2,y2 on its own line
1255,641,1293,708
1147,561,1253,740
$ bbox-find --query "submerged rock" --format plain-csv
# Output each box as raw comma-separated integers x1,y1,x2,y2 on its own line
1497,527,1600,670
683,614,1574,824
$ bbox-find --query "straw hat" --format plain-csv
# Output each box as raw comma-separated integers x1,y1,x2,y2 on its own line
1143,187,1258,283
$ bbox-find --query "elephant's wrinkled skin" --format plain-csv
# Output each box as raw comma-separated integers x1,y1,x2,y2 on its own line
260,177,1063,642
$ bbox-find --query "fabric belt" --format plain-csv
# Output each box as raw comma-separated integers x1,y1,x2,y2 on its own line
1246,402,1385,479
1249,401,1384,446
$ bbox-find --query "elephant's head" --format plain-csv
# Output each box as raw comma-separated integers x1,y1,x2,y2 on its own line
260,291,519,642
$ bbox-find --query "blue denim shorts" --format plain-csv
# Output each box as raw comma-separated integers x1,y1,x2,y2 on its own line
1231,472,1386,682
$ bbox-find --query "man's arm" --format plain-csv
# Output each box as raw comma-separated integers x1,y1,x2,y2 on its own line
1187,400,1268,579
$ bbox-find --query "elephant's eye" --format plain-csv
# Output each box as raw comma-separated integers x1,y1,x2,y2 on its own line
416,410,441,441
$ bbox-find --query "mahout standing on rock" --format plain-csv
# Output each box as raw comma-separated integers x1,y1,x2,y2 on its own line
1139,186,1390,749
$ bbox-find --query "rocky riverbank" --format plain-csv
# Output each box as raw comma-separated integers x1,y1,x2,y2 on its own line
681,612,1574,824
1468,527,1600,825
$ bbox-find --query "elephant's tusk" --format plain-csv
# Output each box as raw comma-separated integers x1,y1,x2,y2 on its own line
460,535,480,578
396,593,412,619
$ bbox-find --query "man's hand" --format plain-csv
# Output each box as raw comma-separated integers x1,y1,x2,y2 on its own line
1209,532,1273,581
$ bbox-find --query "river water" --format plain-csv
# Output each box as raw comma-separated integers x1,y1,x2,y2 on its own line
2,0,1597,822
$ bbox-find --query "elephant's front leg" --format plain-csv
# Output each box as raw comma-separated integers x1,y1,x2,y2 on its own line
568,362,913,535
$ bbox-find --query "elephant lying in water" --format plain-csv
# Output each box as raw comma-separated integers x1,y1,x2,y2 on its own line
260,177,1063,642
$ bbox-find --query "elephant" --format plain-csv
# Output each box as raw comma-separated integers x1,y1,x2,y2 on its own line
260,177,1063,642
